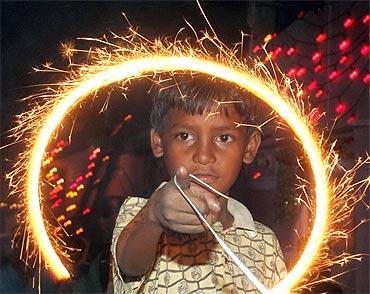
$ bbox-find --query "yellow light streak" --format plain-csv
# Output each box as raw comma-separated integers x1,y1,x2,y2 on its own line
24,55,327,291
66,204,77,212
6,25,368,292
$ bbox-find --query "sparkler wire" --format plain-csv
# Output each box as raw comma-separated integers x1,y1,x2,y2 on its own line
174,174,268,293
27,56,328,292
189,173,229,200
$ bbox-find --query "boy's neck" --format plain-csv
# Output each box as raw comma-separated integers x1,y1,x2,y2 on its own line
217,198,234,230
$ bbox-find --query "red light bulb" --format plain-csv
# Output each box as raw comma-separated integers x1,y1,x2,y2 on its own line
339,55,349,64
343,17,355,28
314,64,323,73
56,140,65,147
308,80,318,91
311,51,322,63
316,33,327,43
82,208,91,215
287,68,296,78
363,14,370,24
360,44,369,56
315,89,324,98
339,39,351,51
286,47,296,56
124,114,133,121
349,68,360,80
274,46,283,56
347,113,358,124
363,74,370,84
335,101,348,115
252,171,262,180
252,45,261,54
296,67,306,77
329,70,340,80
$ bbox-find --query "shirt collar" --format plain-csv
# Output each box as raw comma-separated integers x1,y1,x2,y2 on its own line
227,197,257,236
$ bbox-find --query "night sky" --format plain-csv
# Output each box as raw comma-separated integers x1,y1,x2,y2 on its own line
2,2,368,293
1,1,322,142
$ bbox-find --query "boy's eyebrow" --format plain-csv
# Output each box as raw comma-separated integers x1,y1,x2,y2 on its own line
168,121,243,131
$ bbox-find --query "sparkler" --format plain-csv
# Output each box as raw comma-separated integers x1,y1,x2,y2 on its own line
6,18,369,293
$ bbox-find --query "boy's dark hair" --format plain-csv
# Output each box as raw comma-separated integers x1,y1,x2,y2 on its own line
150,74,259,134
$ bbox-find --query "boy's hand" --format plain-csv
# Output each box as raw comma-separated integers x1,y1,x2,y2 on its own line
148,167,221,234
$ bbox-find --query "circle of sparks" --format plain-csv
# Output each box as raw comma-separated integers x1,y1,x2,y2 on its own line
27,56,328,292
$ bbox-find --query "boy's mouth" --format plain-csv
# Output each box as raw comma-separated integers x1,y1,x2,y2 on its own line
191,171,218,185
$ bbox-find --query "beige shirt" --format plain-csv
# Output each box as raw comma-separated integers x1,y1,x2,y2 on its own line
111,197,287,293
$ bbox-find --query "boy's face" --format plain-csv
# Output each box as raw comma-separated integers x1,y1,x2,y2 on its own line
151,106,261,193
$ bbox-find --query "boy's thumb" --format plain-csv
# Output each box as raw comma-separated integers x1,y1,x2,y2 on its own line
175,166,191,189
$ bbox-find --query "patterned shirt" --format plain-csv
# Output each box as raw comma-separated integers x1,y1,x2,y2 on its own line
111,197,287,293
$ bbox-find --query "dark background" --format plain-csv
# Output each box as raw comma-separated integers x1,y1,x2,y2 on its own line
1,1,368,293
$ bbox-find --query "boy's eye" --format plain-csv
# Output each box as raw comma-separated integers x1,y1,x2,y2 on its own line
177,132,194,141
216,134,233,143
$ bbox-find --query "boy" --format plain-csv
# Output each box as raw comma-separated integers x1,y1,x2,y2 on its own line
111,75,287,293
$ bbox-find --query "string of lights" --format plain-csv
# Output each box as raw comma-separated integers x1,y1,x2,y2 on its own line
252,1,369,125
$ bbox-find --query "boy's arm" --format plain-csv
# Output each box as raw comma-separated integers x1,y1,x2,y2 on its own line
115,167,221,278
115,198,163,277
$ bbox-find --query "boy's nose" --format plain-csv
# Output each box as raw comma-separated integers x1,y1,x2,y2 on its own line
193,142,216,165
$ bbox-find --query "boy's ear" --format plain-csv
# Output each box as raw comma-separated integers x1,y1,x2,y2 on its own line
243,130,261,164
150,128,164,158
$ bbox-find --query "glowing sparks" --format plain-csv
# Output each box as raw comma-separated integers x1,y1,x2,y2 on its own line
60,41,76,62
6,24,369,293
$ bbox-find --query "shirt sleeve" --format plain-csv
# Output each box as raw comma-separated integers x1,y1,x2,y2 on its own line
110,197,149,293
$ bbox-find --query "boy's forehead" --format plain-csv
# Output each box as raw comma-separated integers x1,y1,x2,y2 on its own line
163,105,244,126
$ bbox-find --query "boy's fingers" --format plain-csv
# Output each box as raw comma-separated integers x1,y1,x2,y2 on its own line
185,194,209,216
169,223,206,234
190,184,221,214
175,166,191,189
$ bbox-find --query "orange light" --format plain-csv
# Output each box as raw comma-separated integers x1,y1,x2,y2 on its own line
76,184,85,191
63,220,72,227
84,171,93,178
124,114,133,121
264,33,276,43
66,204,77,212
76,227,84,235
